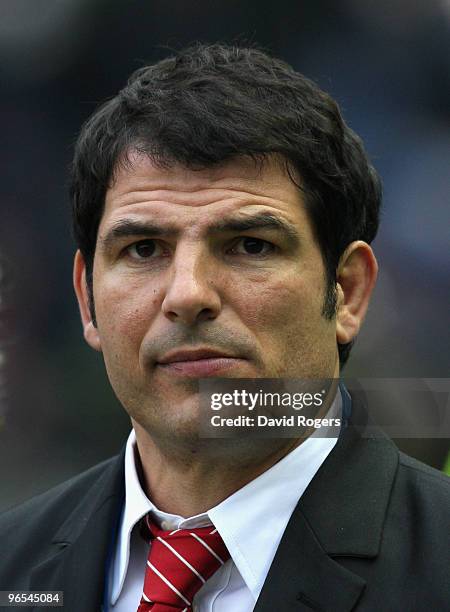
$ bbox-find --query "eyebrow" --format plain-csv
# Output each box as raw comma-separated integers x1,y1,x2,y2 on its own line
99,212,301,251
99,219,177,252
213,213,299,244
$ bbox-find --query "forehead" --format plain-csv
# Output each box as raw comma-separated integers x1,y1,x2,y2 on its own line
101,152,312,234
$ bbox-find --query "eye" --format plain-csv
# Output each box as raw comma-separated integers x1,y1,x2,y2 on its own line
125,239,163,260
231,237,275,256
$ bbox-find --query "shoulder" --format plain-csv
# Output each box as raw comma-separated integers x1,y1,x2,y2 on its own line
0,453,124,589
384,451,450,566
395,450,450,505
398,450,450,481
0,454,120,541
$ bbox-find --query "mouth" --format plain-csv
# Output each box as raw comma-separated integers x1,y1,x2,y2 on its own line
156,348,246,377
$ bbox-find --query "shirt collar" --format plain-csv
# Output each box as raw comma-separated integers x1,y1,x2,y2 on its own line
111,389,342,603
208,390,341,600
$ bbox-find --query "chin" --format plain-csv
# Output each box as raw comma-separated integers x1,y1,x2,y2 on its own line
135,396,202,435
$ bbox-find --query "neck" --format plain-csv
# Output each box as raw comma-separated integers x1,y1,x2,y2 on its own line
131,374,340,517
132,423,303,517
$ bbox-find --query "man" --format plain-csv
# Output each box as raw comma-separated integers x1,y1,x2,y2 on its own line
0,44,449,611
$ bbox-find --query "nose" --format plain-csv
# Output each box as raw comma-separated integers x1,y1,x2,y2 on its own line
161,244,221,325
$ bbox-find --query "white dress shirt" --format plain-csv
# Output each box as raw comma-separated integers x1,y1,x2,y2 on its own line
107,391,342,612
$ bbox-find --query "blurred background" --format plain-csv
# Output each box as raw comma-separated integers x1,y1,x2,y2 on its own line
1,0,449,511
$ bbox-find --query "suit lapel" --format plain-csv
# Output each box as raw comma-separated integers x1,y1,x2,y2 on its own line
253,513,366,612
29,450,125,612
255,390,399,611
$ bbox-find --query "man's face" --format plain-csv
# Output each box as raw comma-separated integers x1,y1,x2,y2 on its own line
77,154,340,444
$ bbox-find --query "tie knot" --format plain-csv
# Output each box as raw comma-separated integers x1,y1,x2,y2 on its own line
138,515,230,612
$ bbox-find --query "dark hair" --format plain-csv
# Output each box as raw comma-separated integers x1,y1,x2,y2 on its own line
70,43,381,367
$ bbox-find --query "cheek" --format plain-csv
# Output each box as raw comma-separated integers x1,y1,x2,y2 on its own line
236,270,324,331
233,270,337,376
94,276,160,360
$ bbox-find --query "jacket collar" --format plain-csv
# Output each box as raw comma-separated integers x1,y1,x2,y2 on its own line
29,450,125,611
254,388,399,611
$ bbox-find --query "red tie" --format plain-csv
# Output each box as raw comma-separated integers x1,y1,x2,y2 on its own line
137,515,230,612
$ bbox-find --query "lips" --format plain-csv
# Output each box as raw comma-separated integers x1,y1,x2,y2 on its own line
158,348,236,364
156,347,244,377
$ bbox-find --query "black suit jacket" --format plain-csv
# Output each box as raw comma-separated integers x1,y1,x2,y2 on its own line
1,391,449,611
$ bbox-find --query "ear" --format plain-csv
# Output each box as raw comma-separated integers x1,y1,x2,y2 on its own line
73,250,102,352
335,241,378,345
